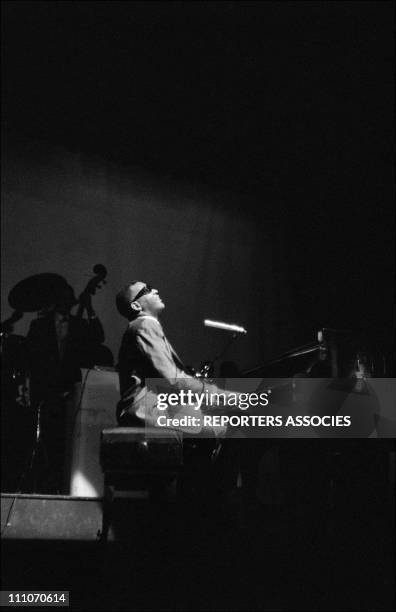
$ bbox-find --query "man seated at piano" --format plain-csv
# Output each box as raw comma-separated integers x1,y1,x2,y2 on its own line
115,281,235,438
115,280,257,526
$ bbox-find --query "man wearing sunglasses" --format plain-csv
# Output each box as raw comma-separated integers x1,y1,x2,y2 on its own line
115,281,229,436
115,281,255,530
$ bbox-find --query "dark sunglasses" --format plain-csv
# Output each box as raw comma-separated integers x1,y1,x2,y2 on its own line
132,284,153,302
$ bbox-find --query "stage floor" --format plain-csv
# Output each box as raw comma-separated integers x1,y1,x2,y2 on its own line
2,493,394,611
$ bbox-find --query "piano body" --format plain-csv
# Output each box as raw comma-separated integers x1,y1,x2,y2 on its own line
240,327,395,509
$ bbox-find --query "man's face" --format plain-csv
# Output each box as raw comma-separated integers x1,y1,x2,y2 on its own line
55,286,75,315
131,282,165,317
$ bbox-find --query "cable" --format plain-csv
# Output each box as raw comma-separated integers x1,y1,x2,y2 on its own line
0,494,18,537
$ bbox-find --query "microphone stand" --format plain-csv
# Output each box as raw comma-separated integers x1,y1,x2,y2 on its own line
199,333,240,466
18,400,49,493
200,332,239,378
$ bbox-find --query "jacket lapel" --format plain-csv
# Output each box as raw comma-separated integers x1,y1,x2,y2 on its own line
164,337,185,369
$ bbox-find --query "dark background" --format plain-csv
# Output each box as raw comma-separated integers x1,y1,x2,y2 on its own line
2,1,394,368
1,4,395,611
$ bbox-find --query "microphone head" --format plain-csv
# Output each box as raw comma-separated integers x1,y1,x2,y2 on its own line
204,319,247,334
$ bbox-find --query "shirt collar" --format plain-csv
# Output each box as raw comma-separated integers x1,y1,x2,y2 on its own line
131,314,161,326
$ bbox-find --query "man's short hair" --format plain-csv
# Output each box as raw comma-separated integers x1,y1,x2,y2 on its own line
55,284,77,311
115,281,141,320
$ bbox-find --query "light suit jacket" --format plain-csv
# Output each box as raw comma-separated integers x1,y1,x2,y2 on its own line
117,314,207,426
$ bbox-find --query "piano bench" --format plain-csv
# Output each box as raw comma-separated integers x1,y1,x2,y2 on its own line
99,427,183,541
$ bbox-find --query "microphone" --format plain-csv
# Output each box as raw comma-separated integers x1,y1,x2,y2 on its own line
204,319,247,334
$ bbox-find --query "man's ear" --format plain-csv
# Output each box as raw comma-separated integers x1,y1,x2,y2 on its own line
130,301,142,314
